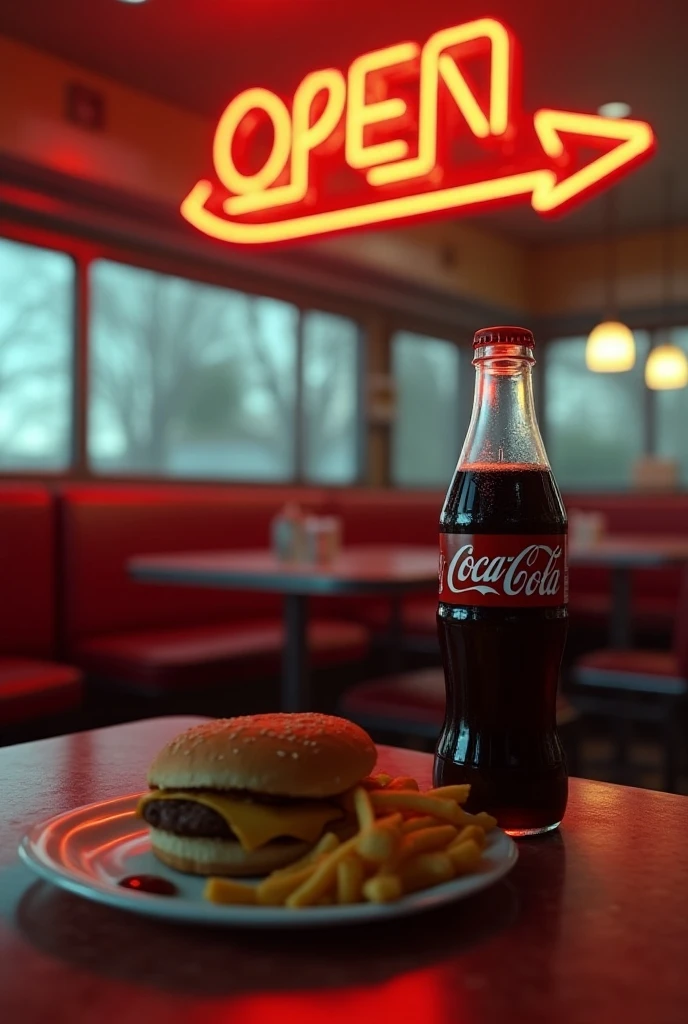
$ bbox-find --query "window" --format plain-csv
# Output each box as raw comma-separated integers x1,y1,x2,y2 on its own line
0,237,74,469
88,260,299,480
655,328,688,484
302,311,359,483
391,331,461,487
544,332,650,489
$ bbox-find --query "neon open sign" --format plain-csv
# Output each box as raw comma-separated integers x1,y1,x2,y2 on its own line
181,18,655,245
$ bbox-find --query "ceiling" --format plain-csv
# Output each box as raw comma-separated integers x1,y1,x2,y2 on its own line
1,0,687,243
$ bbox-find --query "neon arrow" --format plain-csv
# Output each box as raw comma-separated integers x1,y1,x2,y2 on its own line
181,112,655,245
532,110,656,214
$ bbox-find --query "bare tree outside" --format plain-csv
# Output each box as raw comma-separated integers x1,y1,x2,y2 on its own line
303,310,359,483
88,260,298,479
0,237,73,468
0,246,361,483
544,334,650,489
392,331,462,486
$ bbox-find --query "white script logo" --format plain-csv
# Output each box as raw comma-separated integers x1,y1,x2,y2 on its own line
445,543,562,598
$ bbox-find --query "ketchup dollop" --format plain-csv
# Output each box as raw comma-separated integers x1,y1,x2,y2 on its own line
118,874,178,896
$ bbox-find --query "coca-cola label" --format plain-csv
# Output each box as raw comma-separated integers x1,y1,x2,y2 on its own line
439,533,568,607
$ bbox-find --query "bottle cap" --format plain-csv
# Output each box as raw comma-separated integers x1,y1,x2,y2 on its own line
473,326,535,348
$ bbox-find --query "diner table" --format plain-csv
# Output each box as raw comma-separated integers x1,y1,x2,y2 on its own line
569,535,688,647
1,715,687,1024
130,546,439,712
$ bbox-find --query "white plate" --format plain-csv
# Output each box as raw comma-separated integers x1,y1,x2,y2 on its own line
18,792,518,929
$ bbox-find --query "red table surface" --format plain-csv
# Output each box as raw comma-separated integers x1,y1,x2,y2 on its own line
0,717,686,1024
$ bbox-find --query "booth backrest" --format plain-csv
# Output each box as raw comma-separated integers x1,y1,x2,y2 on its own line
564,493,688,604
6,481,688,657
564,493,688,535
0,484,55,657
329,490,442,546
57,484,329,649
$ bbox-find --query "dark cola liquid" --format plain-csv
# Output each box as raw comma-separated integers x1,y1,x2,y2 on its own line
435,465,568,835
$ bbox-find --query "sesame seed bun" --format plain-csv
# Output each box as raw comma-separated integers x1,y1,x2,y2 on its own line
148,713,377,798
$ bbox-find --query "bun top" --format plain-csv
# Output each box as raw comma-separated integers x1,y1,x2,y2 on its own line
148,713,377,798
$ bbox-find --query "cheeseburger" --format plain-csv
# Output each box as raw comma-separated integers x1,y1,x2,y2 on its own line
137,713,377,876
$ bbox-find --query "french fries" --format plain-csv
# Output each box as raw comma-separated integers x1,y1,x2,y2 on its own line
427,784,471,804
203,877,257,905
286,835,360,907
450,824,487,850
361,772,392,789
353,785,375,830
369,790,463,826
385,776,420,791
356,813,403,863
401,814,438,834
398,823,458,861
447,839,483,875
337,855,365,904
363,873,403,903
256,863,319,906
399,852,454,893
464,810,498,833
270,831,340,875
204,774,499,909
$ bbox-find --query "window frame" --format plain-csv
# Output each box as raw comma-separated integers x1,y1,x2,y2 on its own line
389,327,466,490
539,325,687,492
4,213,688,491
299,309,365,486
0,224,82,475
0,218,371,487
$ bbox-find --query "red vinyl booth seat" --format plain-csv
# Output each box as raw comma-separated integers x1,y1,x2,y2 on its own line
341,668,446,730
565,493,688,630
573,649,685,694
77,620,369,694
572,567,688,698
57,484,369,693
340,668,579,738
0,484,57,657
0,485,83,728
328,490,688,637
324,489,441,634
336,490,688,635
326,489,441,546
0,659,83,727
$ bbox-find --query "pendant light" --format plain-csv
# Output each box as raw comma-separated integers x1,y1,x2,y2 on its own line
586,188,636,372
645,175,688,390
646,344,688,389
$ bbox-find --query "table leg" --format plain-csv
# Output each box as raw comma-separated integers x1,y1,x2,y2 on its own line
386,596,404,672
282,594,309,712
610,567,632,648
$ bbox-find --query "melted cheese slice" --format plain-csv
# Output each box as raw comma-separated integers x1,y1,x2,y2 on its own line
137,790,344,852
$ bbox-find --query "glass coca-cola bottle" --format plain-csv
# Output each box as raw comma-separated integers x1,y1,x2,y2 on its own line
434,326,568,836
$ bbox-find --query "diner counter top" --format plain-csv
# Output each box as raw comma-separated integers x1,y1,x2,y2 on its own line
0,716,686,1024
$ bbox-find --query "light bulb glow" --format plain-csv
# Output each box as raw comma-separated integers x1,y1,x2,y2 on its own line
597,102,632,119
645,345,688,390
586,321,636,372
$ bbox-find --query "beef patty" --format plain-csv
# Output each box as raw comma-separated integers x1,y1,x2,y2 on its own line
142,799,234,839
142,797,319,843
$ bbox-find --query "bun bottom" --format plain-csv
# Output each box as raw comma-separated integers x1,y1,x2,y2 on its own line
149,828,312,877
